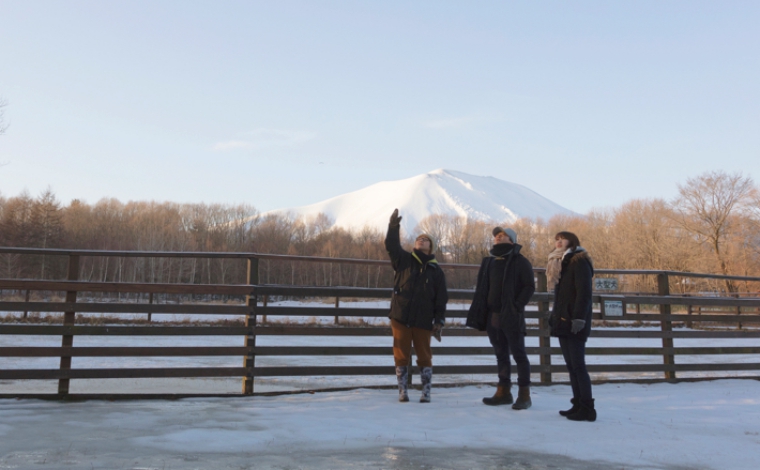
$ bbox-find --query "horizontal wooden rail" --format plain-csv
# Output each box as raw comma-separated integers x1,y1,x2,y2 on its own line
3,346,760,358
4,361,760,381
4,246,760,281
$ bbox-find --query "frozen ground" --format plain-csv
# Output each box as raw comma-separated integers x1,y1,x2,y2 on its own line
1,380,759,469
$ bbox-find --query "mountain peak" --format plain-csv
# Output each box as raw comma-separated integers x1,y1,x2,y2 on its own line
263,169,574,234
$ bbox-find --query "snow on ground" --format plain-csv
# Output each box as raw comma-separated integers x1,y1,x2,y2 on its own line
1,380,759,469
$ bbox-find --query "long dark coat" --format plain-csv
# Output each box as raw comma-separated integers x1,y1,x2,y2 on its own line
466,244,535,333
550,249,594,341
385,223,448,330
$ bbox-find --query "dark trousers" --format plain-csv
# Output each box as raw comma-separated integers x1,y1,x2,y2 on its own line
559,335,593,403
486,311,531,387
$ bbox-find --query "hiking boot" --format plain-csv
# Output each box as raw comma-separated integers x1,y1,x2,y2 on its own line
482,385,513,406
567,399,596,422
395,366,409,402
419,367,432,403
511,386,532,410
559,398,580,416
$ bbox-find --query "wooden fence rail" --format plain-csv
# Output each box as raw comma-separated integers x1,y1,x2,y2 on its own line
1,248,760,398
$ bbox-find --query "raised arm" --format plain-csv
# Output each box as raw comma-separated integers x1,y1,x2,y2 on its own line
384,209,407,270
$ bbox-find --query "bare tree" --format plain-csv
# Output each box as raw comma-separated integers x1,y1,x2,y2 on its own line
672,171,758,291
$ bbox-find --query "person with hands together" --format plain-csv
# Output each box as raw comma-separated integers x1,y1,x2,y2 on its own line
547,231,596,422
385,209,448,403
468,226,535,410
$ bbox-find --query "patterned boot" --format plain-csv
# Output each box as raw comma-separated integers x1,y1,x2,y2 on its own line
395,366,409,402
420,367,432,403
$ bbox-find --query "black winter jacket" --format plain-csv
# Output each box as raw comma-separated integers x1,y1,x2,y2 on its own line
385,223,448,330
550,249,594,341
466,244,535,333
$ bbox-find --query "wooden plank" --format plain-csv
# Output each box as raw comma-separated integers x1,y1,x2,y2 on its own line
254,326,491,337
536,272,552,384
0,367,247,380
551,363,760,373
0,302,250,315
601,295,760,308
242,257,258,395
4,345,760,358
0,347,249,357
0,325,250,336
615,313,760,323
590,330,760,339
2,324,758,339
0,279,252,296
59,255,79,394
3,301,757,321
4,362,760,381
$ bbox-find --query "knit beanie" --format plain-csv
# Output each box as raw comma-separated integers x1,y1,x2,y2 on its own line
492,226,517,244
416,233,436,253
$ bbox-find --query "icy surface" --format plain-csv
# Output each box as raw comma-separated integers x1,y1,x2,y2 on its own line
1,380,759,469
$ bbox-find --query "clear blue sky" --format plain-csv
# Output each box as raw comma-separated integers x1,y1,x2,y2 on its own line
1,1,758,214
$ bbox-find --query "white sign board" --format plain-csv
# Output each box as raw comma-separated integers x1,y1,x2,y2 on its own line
603,300,624,317
595,278,619,291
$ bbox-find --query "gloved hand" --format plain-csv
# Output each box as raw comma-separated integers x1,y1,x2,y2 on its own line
390,209,402,227
432,323,443,342
571,319,586,334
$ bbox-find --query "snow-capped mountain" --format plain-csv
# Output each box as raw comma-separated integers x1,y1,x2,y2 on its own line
263,169,575,233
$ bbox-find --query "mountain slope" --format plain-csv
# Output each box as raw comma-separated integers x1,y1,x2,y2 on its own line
263,169,575,233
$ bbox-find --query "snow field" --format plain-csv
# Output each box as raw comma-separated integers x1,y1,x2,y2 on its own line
1,380,759,469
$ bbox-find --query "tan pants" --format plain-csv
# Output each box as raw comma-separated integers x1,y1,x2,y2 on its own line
391,319,433,367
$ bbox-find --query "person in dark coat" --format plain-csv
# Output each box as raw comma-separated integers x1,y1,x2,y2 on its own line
385,209,448,403
548,231,596,422
468,226,535,410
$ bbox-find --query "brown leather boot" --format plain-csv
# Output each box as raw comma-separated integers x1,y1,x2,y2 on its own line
482,384,513,406
512,386,532,410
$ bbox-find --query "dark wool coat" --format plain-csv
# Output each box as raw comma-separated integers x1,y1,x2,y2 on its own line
385,223,448,330
550,249,594,341
466,244,535,333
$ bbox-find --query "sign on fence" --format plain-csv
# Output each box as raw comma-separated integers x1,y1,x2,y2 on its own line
595,278,619,291
603,300,624,317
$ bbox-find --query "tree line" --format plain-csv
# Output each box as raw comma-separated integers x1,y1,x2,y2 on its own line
1,170,759,293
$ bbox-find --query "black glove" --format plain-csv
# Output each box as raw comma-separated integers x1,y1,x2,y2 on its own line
571,319,586,334
390,209,402,227
432,323,443,342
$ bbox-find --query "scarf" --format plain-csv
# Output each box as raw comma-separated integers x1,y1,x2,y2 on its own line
489,243,514,258
413,249,436,265
546,247,565,291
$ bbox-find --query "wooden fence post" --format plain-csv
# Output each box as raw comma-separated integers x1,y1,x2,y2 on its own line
58,255,80,395
242,257,258,395
262,295,268,323
23,289,30,319
536,272,552,384
658,273,676,380
334,296,340,325
147,292,153,322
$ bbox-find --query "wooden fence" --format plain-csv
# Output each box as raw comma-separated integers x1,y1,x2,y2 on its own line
1,247,760,398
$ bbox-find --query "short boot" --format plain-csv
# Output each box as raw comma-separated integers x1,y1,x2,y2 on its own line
567,399,596,422
395,366,409,402
511,386,532,410
419,367,432,403
559,398,580,416
482,385,513,406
